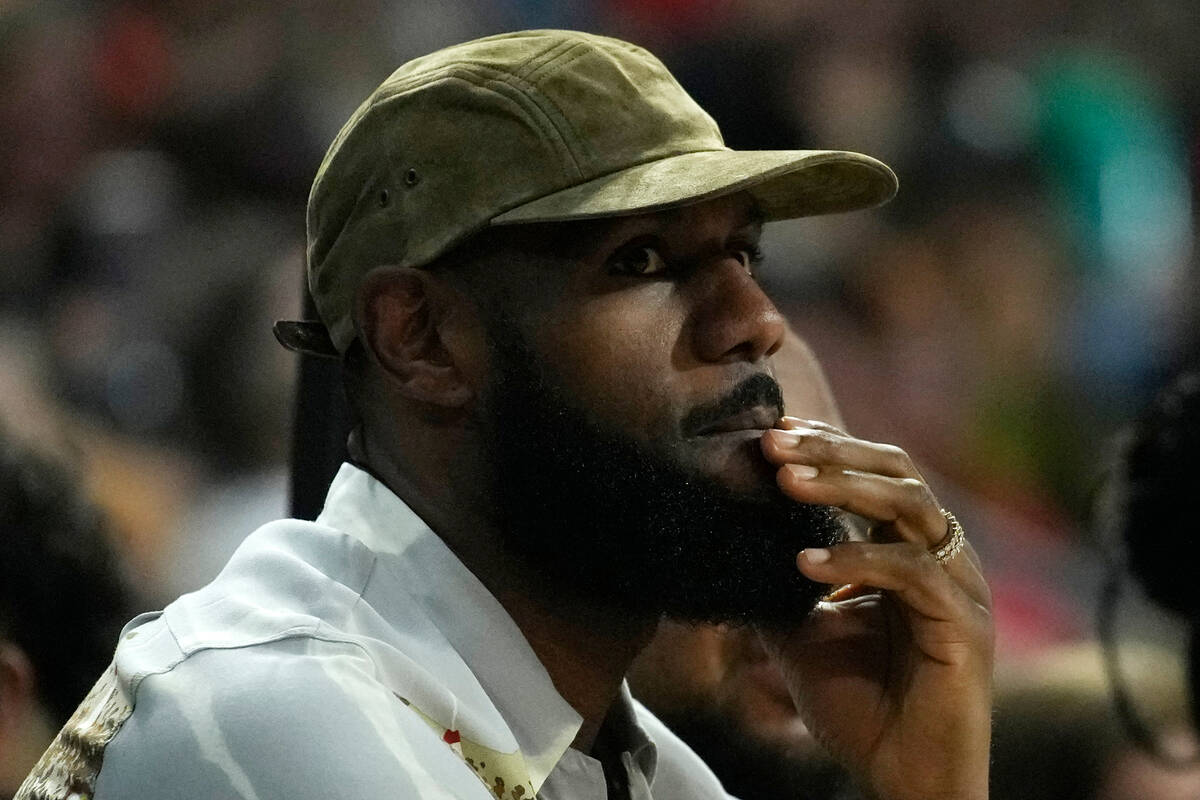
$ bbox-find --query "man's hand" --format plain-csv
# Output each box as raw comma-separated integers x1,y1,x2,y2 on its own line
758,417,994,800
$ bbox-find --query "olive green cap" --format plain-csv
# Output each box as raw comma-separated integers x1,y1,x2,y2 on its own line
275,29,898,358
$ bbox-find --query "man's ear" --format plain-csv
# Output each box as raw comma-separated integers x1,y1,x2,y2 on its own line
355,267,478,408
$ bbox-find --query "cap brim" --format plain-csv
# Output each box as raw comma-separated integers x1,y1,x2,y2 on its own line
490,149,897,226
273,320,341,359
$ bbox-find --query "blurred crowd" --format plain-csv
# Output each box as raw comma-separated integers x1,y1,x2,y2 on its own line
2,0,1198,797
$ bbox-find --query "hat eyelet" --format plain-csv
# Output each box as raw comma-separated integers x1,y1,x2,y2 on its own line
378,189,390,207
404,168,420,187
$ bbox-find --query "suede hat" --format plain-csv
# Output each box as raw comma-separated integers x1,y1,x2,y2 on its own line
274,29,898,357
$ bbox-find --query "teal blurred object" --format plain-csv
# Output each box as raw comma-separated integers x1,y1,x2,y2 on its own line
1034,49,1191,283
1033,50,1192,405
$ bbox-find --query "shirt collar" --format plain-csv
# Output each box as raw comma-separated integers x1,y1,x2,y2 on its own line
609,682,659,784
317,462,583,790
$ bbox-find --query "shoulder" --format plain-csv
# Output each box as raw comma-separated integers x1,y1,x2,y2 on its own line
94,637,485,799
631,698,738,799
115,517,377,684
83,518,489,800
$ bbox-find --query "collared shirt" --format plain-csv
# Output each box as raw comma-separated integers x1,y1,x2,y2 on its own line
19,463,734,800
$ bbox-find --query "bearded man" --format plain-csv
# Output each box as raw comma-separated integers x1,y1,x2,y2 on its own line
18,30,993,800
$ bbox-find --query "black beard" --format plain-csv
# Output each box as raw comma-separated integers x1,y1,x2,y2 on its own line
477,322,845,627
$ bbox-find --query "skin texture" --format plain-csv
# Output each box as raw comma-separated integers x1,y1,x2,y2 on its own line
353,192,994,799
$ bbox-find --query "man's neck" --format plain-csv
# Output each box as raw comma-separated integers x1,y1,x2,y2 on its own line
492,587,657,752
361,446,657,754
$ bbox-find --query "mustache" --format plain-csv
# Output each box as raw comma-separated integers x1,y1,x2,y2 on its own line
680,373,785,437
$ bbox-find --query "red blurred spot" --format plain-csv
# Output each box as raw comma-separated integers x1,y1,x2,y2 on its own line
92,5,171,119
992,577,1085,657
610,0,735,36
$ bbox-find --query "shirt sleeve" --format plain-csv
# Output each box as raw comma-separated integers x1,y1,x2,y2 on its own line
93,638,486,800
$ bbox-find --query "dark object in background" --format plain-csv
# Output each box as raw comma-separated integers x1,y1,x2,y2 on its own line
0,428,135,727
1104,370,1200,749
1120,372,1200,623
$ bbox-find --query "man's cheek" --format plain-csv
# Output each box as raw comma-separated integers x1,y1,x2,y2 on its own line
552,356,671,429
610,380,684,441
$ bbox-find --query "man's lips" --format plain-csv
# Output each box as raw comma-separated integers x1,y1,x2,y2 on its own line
691,406,779,436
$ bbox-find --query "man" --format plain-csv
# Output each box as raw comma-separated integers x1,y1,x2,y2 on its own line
19,30,993,800
0,427,134,800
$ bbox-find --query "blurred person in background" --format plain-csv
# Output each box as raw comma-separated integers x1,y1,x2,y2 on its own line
0,426,134,800
1,2,304,606
628,328,855,800
1110,371,1200,732
19,30,993,800
1082,370,1200,798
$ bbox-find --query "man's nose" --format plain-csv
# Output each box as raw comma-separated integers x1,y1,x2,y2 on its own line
690,257,786,364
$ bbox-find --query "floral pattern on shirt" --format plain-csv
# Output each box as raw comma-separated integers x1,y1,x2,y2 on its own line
16,663,131,800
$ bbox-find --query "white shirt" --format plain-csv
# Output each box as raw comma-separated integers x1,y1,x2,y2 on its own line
22,463,734,800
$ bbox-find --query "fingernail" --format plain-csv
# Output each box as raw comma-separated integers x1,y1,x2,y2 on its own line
802,548,831,565
768,429,800,449
786,463,819,480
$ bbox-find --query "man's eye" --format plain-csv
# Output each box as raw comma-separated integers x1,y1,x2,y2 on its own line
610,246,669,276
732,244,764,273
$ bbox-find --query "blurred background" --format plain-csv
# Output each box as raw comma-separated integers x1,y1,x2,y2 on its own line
1,0,1198,797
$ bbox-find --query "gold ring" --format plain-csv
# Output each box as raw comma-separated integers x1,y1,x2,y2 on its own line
930,509,965,565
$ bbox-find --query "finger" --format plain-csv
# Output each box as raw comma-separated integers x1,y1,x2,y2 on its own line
777,464,944,544
779,466,991,606
957,538,984,573
797,542,991,654
909,524,986,577
939,545,990,610
937,514,984,574
761,427,924,481
777,416,850,437
869,505,984,575
767,423,955,553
